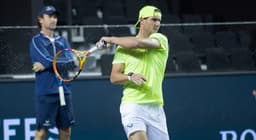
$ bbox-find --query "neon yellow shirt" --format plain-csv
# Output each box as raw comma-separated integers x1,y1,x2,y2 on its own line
112,33,169,106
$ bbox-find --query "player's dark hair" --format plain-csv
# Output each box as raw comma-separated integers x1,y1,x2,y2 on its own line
37,16,42,29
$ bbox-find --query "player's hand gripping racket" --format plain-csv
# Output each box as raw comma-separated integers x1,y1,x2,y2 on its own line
52,40,107,106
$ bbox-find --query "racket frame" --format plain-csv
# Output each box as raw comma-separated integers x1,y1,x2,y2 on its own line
53,48,88,82
52,40,107,82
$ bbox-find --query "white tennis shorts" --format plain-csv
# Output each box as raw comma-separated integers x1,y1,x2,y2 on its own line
120,103,170,140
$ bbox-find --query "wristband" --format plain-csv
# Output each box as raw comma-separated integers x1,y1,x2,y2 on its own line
127,72,134,81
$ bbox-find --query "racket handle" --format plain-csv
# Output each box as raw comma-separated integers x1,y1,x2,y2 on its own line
88,40,107,54
96,40,107,49
59,86,66,106
88,46,98,54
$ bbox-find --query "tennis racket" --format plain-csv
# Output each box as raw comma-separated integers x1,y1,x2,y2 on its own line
52,40,107,106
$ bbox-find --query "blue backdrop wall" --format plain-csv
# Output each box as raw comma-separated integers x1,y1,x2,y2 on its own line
0,74,256,140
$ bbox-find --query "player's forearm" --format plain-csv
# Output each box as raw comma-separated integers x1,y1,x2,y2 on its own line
110,73,129,85
30,47,51,70
109,37,139,49
109,37,160,49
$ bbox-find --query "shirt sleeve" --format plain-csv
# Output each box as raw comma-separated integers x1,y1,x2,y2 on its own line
29,37,52,69
112,46,127,64
149,33,169,50
29,36,62,69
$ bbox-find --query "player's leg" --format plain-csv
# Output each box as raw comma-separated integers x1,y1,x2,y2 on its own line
145,106,169,140
147,127,169,140
120,104,148,140
58,128,71,140
57,94,75,140
34,129,48,140
129,130,147,140
34,95,58,140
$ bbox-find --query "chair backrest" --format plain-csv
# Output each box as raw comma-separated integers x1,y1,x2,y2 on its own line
190,31,216,56
215,31,240,50
100,54,114,76
165,55,178,73
84,28,107,43
168,32,194,56
103,16,128,25
103,2,125,17
230,48,255,70
205,47,232,71
108,26,131,37
82,16,103,25
238,30,251,49
123,0,143,23
162,14,181,23
175,51,201,72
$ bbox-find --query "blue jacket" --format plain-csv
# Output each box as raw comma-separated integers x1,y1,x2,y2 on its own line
29,32,72,96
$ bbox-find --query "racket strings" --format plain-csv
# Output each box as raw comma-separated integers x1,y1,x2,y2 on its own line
56,50,81,80
53,49,93,82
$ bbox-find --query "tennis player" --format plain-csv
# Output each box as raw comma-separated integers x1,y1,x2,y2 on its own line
99,5,170,140
29,6,75,140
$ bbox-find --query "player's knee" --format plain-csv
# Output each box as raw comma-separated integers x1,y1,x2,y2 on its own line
59,128,71,140
129,131,147,140
34,129,47,140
